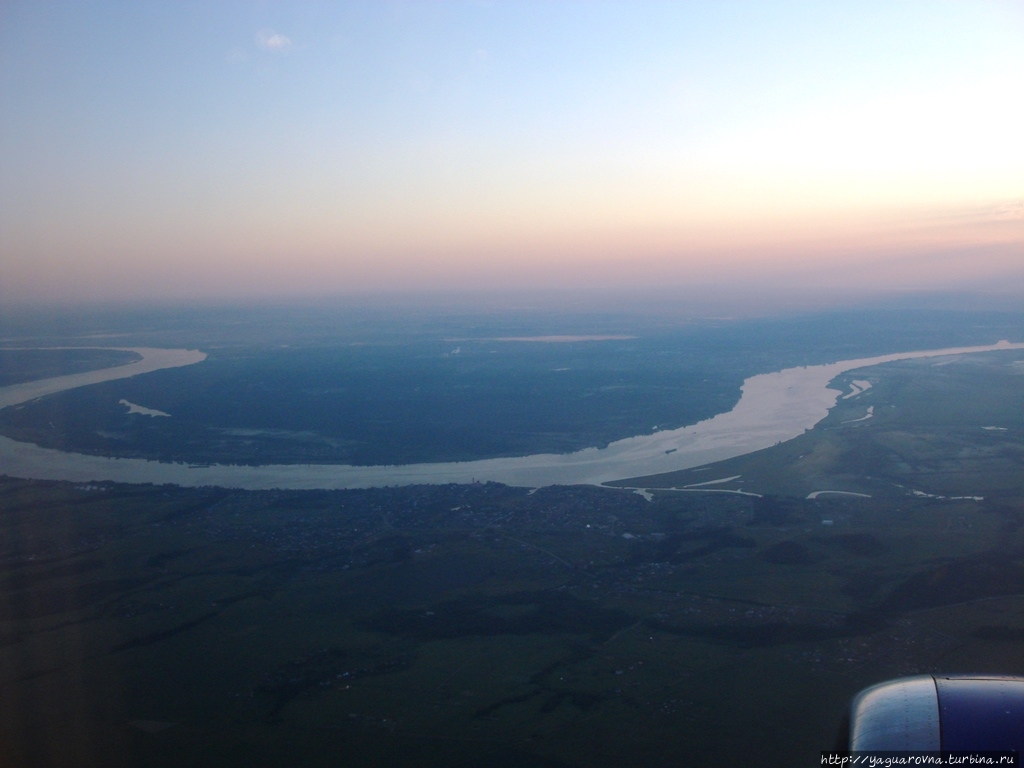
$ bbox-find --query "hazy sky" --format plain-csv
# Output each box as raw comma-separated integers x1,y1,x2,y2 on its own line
2,1,1022,305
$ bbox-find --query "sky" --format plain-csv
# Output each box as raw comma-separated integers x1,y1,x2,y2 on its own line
1,1,1023,307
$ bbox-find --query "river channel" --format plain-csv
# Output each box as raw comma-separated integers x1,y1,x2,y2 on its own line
1,342,1020,489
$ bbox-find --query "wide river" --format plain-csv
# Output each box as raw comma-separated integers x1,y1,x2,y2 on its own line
1,342,1021,490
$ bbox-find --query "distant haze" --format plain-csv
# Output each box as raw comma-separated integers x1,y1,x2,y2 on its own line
1,2,1022,306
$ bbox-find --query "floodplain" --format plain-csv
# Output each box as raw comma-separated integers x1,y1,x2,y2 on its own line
2,330,1024,767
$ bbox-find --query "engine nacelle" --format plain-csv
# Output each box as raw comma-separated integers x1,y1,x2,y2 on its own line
850,674,1024,751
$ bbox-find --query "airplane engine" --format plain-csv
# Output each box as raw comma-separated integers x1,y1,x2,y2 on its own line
849,674,1024,752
